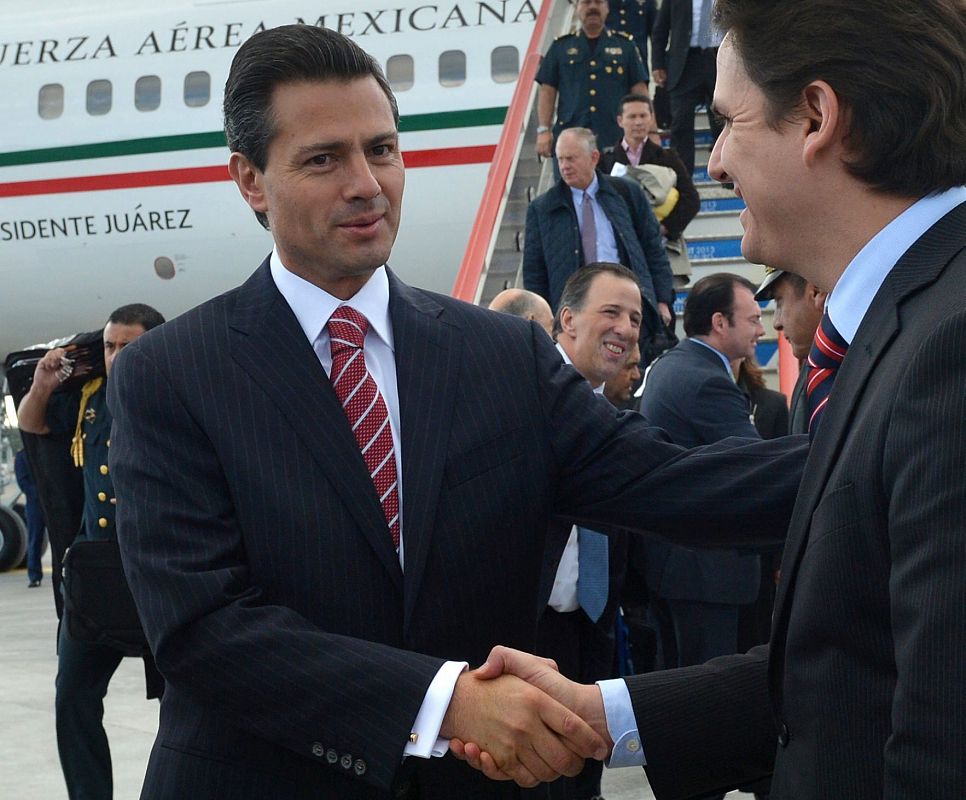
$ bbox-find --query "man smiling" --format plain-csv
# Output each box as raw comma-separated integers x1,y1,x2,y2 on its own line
107,23,808,800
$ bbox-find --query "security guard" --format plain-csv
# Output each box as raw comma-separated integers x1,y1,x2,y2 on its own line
607,0,657,65
18,302,165,800
535,0,649,159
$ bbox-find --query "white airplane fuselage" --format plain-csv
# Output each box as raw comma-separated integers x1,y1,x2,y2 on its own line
0,0,538,357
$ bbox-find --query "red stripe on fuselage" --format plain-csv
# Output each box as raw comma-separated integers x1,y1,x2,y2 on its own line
0,145,496,198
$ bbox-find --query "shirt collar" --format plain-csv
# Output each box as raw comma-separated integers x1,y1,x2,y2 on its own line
827,187,966,344
270,246,395,353
569,172,600,206
622,137,645,165
556,341,605,393
690,337,734,377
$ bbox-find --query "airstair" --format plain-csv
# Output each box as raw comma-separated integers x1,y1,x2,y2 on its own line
452,0,790,392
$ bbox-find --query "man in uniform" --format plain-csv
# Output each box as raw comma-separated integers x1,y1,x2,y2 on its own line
607,0,657,67
18,302,165,800
535,0,649,161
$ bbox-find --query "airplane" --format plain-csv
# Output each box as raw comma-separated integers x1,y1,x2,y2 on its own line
0,0,541,359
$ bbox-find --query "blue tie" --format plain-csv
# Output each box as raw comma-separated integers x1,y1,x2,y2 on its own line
577,527,609,623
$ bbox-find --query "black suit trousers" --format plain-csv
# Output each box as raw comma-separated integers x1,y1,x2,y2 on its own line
670,48,722,175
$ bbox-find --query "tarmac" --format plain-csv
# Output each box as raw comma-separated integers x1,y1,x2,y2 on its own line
0,553,753,800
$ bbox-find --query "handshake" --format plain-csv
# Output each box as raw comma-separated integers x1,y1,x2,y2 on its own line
440,646,615,788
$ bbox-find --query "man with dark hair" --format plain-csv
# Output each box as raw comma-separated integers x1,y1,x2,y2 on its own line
650,0,725,175
524,128,674,328
599,94,700,242
18,302,165,800
488,288,554,336
635,276,765,793
754,268,826,435
540,263,641,800
106,23,807,800
462,0,966,796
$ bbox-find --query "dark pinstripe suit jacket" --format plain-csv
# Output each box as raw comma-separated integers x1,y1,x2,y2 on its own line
628,201,966,799
107,261,805,800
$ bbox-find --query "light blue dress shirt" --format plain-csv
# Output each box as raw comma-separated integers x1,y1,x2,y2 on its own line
571,174,620,264
598,184,966,770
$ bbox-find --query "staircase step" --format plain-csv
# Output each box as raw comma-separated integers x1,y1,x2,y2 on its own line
700,196,745,213
687,236,743,261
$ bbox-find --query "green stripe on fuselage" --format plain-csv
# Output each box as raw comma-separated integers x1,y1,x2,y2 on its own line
0,106,508,168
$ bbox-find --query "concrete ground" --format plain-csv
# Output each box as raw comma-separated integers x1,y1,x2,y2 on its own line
0,555,752,799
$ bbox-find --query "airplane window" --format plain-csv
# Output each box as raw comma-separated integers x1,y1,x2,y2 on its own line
184,71,210,108
439,50,466,87
135,76,162,112
386,55,414,92
38,84,64,120
87,80,112,116
491,46,520,83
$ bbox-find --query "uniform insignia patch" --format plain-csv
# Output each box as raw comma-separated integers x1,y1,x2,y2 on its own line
84,408,97,423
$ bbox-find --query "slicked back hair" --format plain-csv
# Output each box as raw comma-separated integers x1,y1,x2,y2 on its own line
223,24,399,229
108,303,165,332
552,262,640,338
684,273,757,337
713,0,966,197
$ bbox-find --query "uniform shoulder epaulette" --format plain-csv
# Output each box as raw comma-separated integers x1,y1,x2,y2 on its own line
615,30,635,40
555,31,577,41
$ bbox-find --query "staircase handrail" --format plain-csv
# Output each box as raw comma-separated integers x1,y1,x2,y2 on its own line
451,0,555,302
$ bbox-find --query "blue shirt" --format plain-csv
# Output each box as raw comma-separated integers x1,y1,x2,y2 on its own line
571,173,620,264
600,184,966,771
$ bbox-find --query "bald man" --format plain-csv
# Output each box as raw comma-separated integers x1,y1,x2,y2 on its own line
488,288,554,335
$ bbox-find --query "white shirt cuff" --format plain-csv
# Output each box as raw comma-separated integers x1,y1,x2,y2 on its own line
597,678,646,767
403,660,468,759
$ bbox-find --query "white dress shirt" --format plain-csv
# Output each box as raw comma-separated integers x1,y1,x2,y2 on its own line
270,251,466,759
547,344,606,612
599,185,966,770
690,0,723,48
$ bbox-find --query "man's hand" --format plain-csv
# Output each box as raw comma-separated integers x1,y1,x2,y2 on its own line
449,647,613,782
658,301,673,327
440,665,608,787
536,130,554,158
18,346,74,434
653,68,667,87
33,347,71,393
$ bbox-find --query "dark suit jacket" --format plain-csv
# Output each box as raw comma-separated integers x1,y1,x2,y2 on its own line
108,262,806,799
626,201,966,799
638,339,762,605
522,171,674,312
651,0,696,92
745,385,790,441
599,138,701,240
788,364,809,435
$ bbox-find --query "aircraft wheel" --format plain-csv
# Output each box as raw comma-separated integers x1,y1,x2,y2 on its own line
0,505,28,572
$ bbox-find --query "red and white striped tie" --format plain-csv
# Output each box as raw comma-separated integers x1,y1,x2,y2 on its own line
328,306,400,549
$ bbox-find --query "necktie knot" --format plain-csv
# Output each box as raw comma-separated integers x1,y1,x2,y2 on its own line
328,306,369,355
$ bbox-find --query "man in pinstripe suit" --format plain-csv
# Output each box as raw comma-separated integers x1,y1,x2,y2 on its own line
106,24,807,800
461,0,966,797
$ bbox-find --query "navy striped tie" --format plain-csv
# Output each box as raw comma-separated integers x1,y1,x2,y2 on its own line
806,311,849,437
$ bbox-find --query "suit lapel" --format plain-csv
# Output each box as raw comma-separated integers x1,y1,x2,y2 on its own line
770,202,966,697
387,273,462,632
228,260,403,588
